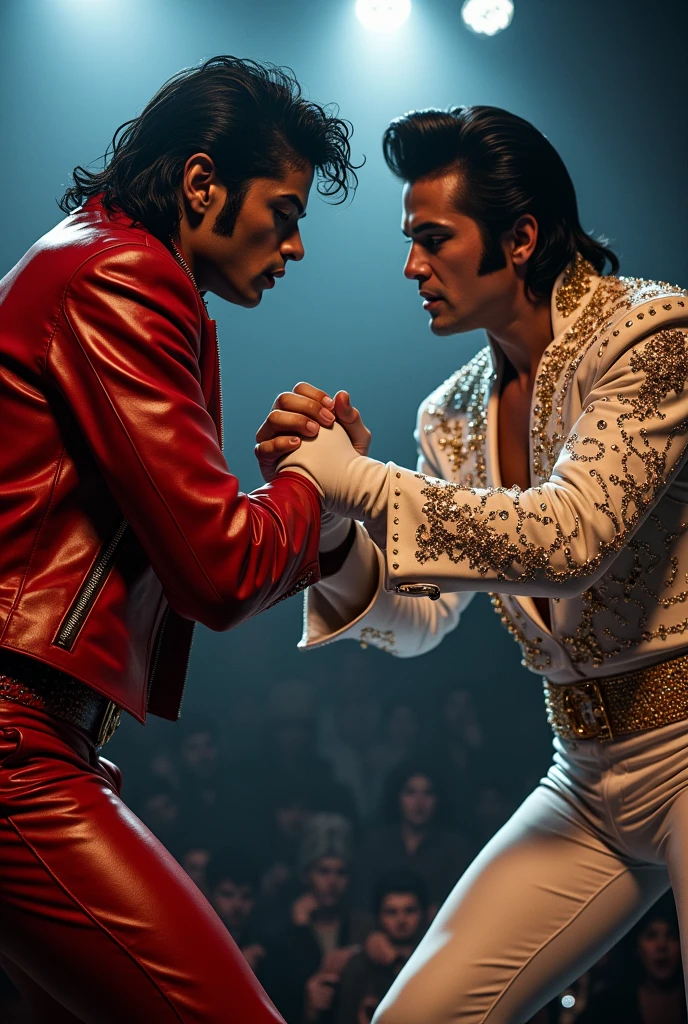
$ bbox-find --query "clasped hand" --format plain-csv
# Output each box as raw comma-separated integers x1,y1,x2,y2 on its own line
255,382,389,547
254,382,371,483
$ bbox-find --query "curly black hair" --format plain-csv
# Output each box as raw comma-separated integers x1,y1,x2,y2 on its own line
60,55,359,239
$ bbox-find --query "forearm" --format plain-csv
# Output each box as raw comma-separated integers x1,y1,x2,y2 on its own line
281,320,688,601
54,249,322,629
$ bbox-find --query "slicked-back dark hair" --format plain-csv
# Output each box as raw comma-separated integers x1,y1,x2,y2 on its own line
383,106,619,300
60,55,358,240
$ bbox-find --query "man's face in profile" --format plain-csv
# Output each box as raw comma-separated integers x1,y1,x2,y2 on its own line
402,171,521,337
195,164,313,307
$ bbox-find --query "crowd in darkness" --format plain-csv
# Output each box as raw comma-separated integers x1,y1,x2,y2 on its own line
1,678,685,1023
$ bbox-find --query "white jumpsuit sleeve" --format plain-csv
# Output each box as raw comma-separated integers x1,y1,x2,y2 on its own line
385,326,688,599
298,405,475,658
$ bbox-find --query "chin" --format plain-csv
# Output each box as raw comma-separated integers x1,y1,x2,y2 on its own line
430,313,473,337
212,280,262,307
227,294,261,309
429,316,456,337
234,286,262,308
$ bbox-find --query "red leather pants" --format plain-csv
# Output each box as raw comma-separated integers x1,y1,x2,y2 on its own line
0,701,285,1023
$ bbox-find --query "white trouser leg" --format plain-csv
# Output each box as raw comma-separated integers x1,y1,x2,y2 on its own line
660,790,688,985
373,779,667,1024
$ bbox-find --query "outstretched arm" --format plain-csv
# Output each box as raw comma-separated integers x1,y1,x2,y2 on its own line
255,383,472,655
278,326,688,600
49,245,321,631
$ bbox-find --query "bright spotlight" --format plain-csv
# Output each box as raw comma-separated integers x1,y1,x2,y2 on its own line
461,0,514,35
355,0,412,33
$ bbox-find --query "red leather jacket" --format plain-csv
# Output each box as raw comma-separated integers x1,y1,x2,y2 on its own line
0,197,321,722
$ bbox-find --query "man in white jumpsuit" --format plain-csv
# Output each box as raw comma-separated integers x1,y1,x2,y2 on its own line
255,105,688,1023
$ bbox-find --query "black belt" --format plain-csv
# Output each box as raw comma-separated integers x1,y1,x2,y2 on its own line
0,649,121,749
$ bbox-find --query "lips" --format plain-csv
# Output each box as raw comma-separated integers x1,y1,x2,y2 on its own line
420,289,445,312
262,268,286,289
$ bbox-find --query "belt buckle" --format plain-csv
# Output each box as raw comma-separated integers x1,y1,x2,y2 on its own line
563,682,613,741
96,701,121,749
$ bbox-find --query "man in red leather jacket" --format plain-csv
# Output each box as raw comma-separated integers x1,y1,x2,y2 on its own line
0,55,357,1023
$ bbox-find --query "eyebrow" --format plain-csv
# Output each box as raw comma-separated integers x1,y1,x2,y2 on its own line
402,220,450,237
280,193,307,217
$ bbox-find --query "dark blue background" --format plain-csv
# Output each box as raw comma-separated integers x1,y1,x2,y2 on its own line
1,0,686,773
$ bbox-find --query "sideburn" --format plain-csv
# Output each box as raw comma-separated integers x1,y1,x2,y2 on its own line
476,225,508,276
212,182,250,237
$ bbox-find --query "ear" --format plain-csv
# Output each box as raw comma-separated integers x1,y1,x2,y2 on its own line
507,214,539,267
181,153,220,216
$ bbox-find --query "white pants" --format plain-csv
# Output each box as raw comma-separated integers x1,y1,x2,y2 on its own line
373,717,688,1024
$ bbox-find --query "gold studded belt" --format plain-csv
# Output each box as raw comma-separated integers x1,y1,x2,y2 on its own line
0,651,120,749
544,651,688,743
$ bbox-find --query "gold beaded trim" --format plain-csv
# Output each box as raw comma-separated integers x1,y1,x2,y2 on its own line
533,273,684,482
490,594,551,670
543,651,688,742
555,254,594,318
359,627,396,653
424,348,494,486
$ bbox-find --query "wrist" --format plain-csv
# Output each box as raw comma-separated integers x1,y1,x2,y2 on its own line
278,465,323,499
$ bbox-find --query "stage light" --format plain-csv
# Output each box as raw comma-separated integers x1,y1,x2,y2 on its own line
355,0,412,33
461,0,514,35
561,995,576,1009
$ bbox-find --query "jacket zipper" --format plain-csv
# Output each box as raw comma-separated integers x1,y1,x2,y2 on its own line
147,606,170,698
214,319,224,451
172,621,195,717
54,519,129,650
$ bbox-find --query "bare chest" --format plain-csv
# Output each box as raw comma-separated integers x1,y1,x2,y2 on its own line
497,377,532,492
497,377,552,628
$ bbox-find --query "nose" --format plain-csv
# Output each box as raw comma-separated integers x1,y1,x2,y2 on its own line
403,243,429,282
282,228,305,263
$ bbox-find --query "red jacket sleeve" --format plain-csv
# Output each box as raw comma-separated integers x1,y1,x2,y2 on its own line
46,242,321,630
